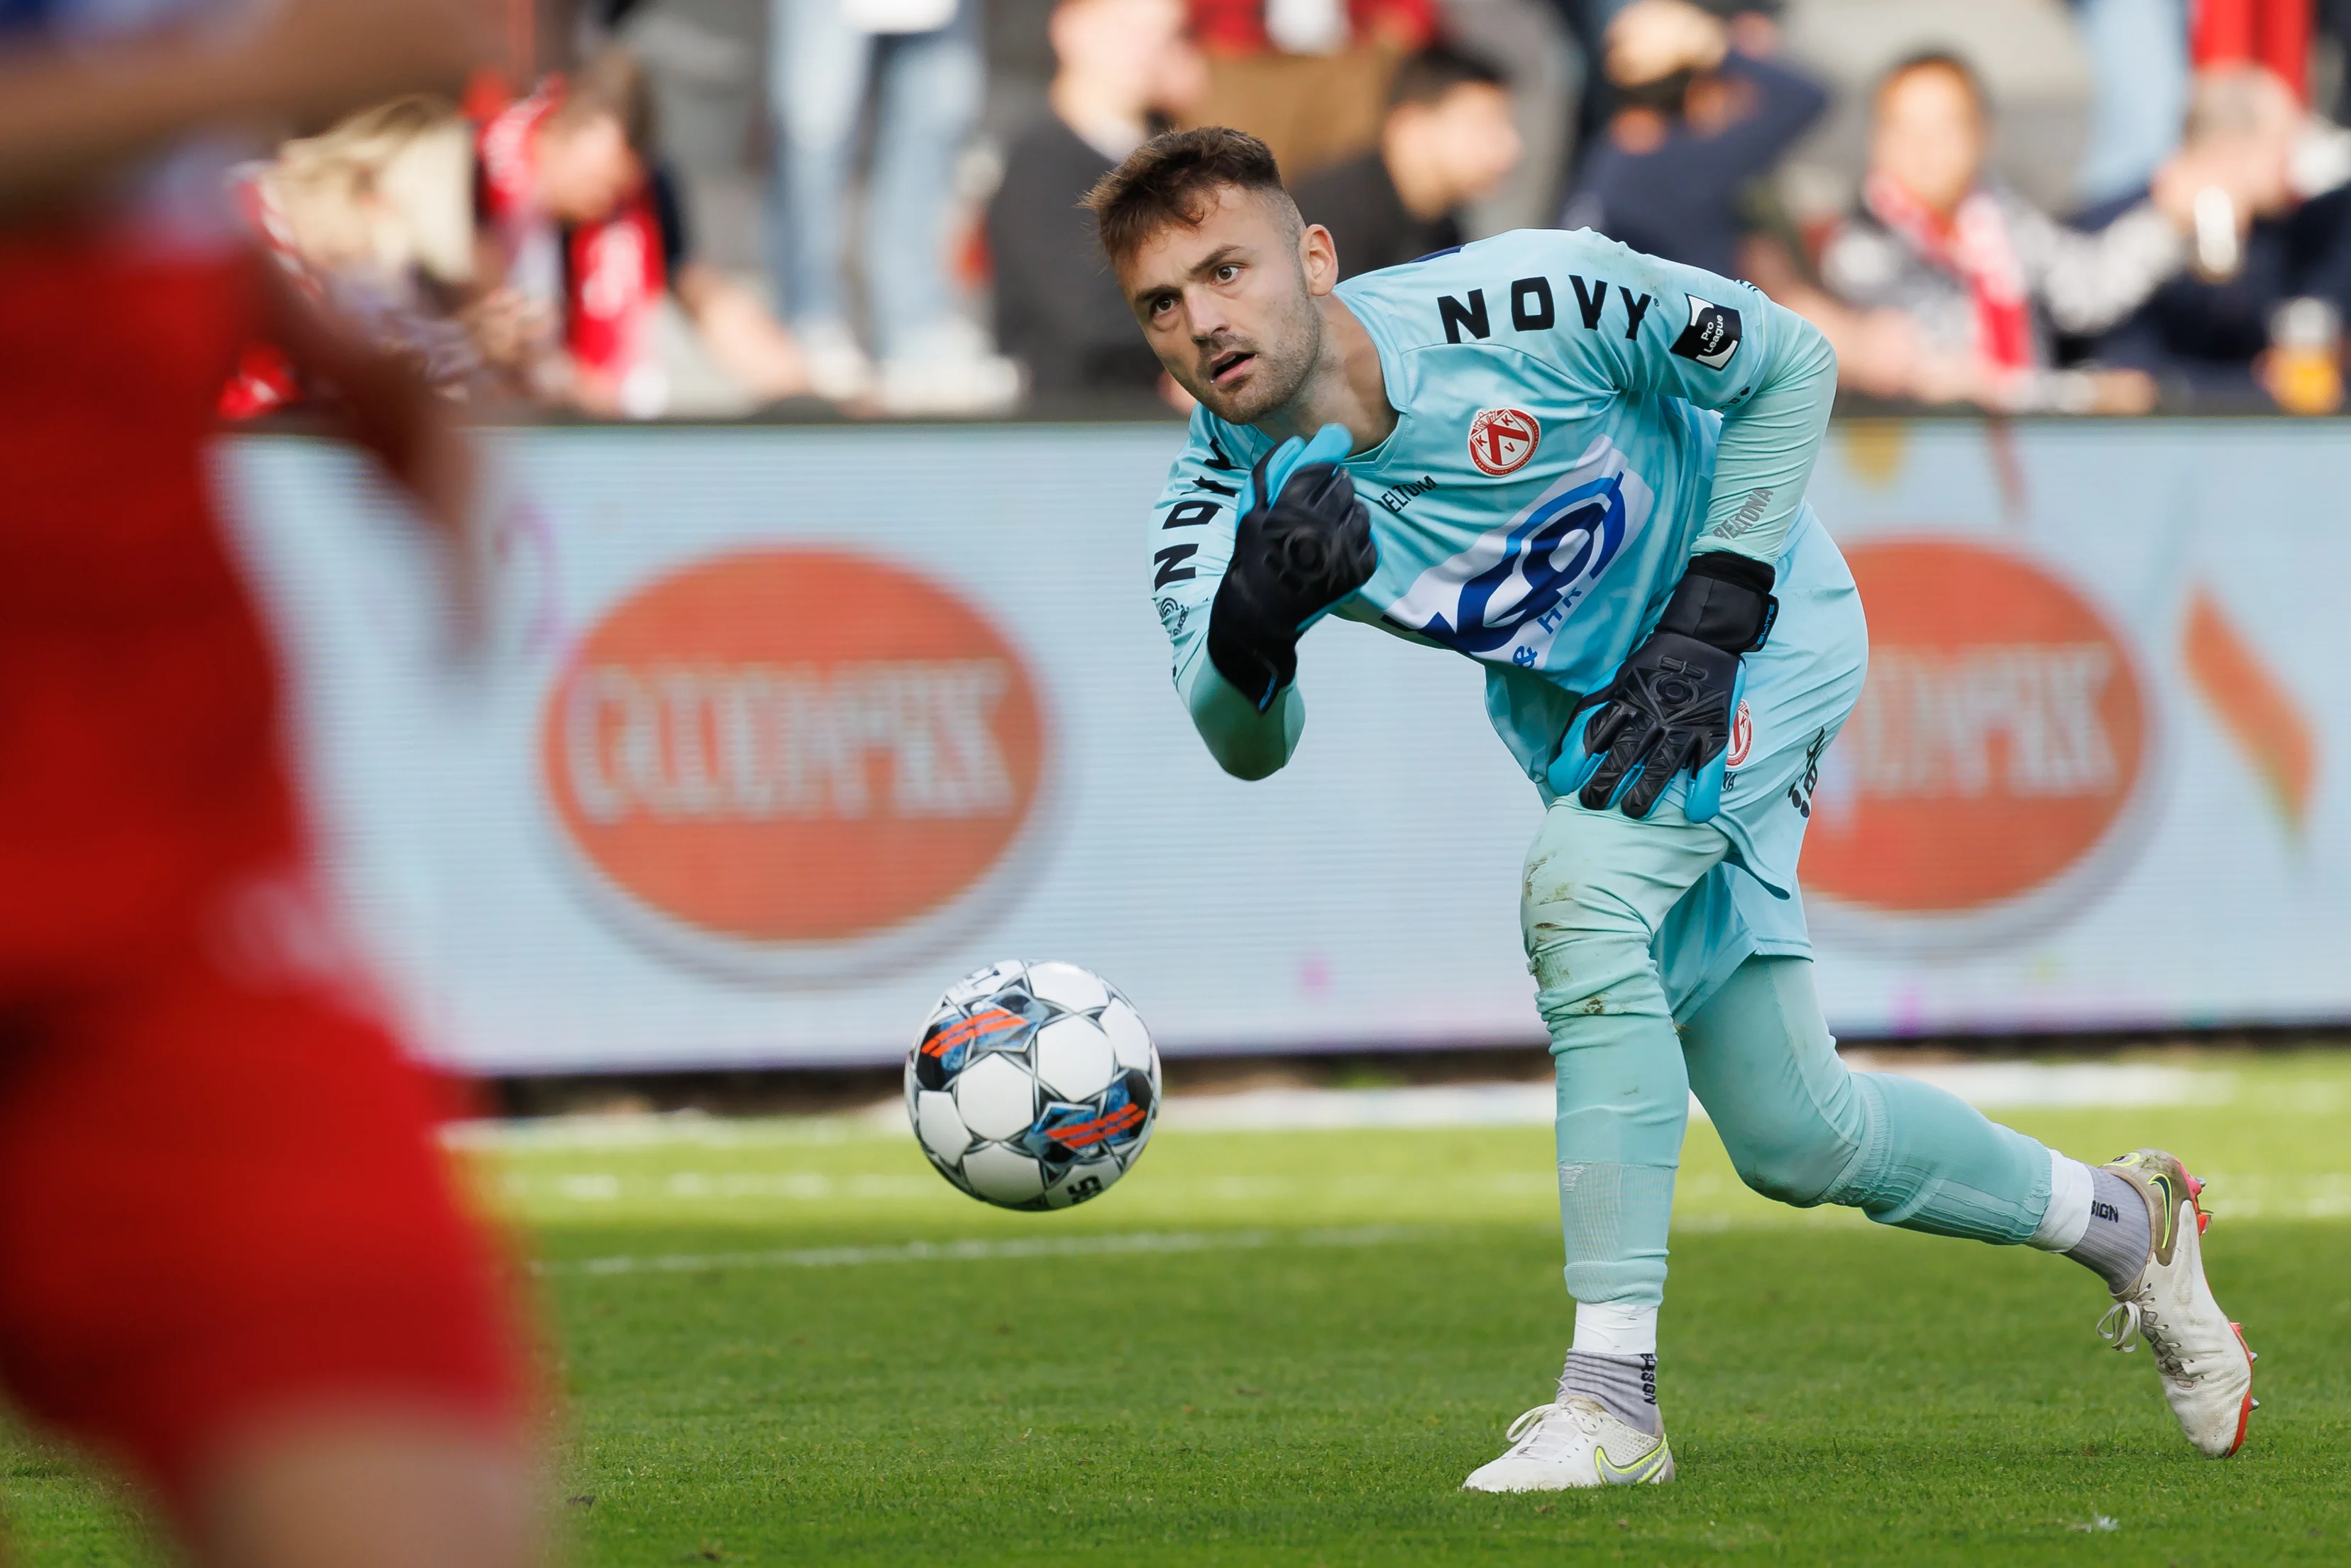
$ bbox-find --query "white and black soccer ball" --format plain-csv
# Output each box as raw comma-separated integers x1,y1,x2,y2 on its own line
905,959,1160,1210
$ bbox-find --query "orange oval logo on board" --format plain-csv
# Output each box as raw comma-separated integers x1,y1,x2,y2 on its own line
541,548,1048,971
1802,539,2151,940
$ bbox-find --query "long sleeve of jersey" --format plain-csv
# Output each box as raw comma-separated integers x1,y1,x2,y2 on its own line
1147,419,1304,778
1689,302,1835,568
1524,231,1837,568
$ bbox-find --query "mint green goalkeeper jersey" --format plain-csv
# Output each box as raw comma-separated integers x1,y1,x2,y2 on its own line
1147,227,1839,793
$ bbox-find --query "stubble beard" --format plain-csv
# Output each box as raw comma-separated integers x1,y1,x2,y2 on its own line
1196,292,1323,428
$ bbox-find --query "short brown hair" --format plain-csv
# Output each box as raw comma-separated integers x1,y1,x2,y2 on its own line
1083,127,1299,263
556,46,658,159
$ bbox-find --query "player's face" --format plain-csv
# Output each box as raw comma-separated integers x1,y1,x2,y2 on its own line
1118,184,1335,426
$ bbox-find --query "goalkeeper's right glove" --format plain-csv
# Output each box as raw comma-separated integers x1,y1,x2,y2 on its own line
1560,550,1777,822
1206,424,1377,711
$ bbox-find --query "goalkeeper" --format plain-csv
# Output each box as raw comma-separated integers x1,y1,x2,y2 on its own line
1089,127,2255,1489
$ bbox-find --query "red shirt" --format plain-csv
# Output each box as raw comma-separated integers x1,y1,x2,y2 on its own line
0,229,299,981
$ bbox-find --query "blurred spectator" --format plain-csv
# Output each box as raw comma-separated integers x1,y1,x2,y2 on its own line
1179,0,1437,180
2071,0,2192,207
1559,0,1825,280
2081,66,2351,408
1293,44,1522,278
1430,0,1582,237
478,48,811,417
1795,53,2272,412
226,96,483,414
768,0,1016,412
988,0,1200,402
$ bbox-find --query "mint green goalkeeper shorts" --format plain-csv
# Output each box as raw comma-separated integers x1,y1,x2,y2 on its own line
1567,507,1869,1023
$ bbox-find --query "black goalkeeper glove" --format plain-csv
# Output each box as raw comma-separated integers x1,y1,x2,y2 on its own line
1564,551,1778,821
1206,425,1378,711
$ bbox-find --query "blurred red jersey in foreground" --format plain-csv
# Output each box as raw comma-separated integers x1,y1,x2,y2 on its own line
0,2,530,1541
0,231,297,981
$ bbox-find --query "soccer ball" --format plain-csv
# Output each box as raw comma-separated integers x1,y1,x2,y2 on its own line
905,959,1160,1210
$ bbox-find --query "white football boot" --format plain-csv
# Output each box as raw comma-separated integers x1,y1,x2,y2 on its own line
1461,1397,1675,1491
2096,1149,2258,1457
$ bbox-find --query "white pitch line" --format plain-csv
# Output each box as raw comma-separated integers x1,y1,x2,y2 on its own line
1157,1062,2228,1132
534,1223,1436,1279
453,1061,2242,1154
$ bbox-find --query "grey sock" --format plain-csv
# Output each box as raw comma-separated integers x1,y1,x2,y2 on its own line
1558,1350,1661,1436
2066,1167,2155,1293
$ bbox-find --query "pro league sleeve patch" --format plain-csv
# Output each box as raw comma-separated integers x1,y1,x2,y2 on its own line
1670,296,1742,370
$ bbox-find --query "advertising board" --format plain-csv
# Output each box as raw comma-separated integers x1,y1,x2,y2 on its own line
220,418,2351,1070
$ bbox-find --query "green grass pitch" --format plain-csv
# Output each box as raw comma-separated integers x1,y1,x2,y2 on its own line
5,1051,2347,1564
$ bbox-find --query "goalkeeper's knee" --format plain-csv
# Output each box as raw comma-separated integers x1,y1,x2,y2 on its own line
1685,956,1868,1207
1534,930,1674,1041
1523,814,1707,1039
1725,1125,1859,1210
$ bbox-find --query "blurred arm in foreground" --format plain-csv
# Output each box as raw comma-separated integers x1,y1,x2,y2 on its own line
256,254,490,641
0,0,486,214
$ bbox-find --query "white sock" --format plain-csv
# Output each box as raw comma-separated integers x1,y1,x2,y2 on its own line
2027,1150,2097,1252
1570,1300,1659,1357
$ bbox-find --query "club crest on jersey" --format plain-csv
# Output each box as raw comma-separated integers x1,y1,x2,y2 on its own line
1384,434,1657,666
1467,407,1541,475
1727,698,1753,767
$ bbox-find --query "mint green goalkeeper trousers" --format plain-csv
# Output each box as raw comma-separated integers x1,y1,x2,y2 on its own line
1524,799,2056,1310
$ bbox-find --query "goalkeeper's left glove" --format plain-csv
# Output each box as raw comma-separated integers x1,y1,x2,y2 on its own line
1206,424,1377,711
1563,550,1778,821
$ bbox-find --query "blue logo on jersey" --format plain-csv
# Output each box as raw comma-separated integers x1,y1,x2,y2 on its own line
1383,436,1656,670
1409,477,1626,654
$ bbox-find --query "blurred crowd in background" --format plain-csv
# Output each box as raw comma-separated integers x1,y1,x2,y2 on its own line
226,0,2351,421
